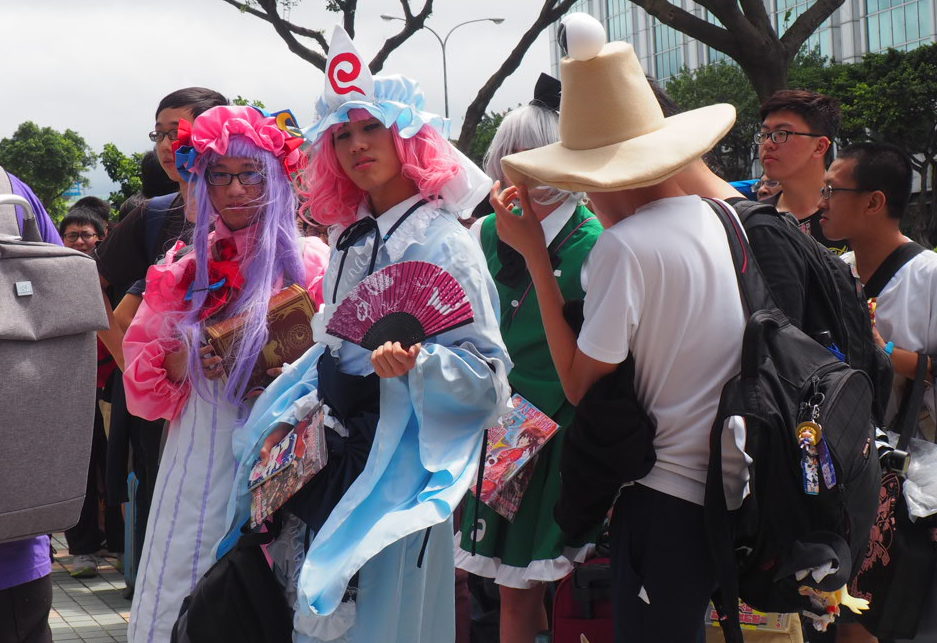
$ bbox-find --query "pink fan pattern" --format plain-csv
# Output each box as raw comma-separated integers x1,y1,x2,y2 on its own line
326,261,474,349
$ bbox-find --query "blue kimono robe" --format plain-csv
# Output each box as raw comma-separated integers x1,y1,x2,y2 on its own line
220,195,511,642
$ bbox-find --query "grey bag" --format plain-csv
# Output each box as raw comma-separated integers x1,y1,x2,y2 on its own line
0,170,108,544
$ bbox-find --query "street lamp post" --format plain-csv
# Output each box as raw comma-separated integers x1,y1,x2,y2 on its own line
381,15,504,118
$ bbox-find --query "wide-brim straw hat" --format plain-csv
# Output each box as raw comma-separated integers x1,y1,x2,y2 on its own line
501,39,736,193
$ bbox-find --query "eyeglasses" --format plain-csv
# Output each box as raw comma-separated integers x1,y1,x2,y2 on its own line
754,179,781,192
754,130,826,145
206,170,265,186
148,129,179,143
820,185,867,200
63,231,99,242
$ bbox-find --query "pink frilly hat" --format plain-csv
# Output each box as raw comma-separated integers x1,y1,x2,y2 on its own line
173,105,306,181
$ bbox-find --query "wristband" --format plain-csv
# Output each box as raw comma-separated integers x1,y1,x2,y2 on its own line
884,341,895,356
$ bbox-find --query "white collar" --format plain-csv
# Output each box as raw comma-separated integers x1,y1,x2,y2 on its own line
352,194,426,238
540,195,580,246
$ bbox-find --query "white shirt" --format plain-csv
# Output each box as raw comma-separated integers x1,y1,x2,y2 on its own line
578,195,749,506
845,248,937,436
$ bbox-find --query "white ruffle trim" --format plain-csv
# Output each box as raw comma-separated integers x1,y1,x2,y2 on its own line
453,532,596,589
383,203,440,262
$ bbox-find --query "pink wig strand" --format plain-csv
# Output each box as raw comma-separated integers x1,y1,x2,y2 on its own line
299,112,461,227
174,135,305,408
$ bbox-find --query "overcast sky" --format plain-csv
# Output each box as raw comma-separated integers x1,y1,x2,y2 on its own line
0,0,556,200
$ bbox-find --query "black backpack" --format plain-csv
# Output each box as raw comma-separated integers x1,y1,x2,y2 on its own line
171,526,293,643
733,198,893,425
704,199,882,642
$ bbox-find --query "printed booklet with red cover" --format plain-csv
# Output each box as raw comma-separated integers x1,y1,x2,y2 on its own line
480,394,559,521
249,400,328,528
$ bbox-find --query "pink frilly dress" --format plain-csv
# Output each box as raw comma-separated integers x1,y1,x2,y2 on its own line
124,219,328,643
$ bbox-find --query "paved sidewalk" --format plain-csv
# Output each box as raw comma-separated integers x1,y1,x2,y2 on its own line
49,533,130,642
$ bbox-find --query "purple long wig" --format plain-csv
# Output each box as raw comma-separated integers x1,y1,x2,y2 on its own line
177,135,305,407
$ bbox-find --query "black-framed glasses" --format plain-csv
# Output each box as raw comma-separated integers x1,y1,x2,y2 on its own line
820,185,867,200
206,170,265,186
148,129,179,143
754,130,825,145
63,231,99,242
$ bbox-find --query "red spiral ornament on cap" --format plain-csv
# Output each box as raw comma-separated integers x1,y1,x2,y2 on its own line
328,52,364,95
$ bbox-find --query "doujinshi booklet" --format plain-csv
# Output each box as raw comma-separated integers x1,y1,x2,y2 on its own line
480,394,559,521
249,399,329,528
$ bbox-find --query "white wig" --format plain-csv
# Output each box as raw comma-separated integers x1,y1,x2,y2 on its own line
485,104,585,206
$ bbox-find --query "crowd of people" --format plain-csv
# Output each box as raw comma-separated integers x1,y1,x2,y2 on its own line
2,13,936,643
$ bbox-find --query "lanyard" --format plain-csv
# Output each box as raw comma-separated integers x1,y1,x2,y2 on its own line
331,198,428,304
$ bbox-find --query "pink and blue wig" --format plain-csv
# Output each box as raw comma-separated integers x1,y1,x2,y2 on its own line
299,109,462,227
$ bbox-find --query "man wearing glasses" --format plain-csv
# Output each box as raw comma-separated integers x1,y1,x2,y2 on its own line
91,87,227,598
756,89,848,253
818,141,937,643
94,87,228,297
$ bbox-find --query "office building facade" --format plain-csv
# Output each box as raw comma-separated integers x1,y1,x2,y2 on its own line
552,0,937,82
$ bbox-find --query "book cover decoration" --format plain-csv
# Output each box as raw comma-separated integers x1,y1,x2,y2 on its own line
204,283,316,395
325,261,474,350
249,400,328,528
479,394,559,521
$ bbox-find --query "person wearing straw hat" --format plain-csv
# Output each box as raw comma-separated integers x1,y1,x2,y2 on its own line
493,13,749,642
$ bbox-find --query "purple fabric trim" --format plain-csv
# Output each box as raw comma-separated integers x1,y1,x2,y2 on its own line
0,535,51,590
7,172,63,245
147,402,199,643
190,388,220,588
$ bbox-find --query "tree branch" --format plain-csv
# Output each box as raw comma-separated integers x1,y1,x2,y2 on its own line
251,0,327,68
221,0,327,50
779,0,844,51
630,0,740,57
370,0,434,73
456,0,577,151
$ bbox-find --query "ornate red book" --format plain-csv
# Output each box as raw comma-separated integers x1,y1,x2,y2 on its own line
204,284,316,394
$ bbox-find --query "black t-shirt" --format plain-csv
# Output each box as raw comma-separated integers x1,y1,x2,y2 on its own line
94,193,188,295
767,193,849,254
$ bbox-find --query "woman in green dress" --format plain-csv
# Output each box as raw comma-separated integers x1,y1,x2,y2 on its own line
456,75,604,643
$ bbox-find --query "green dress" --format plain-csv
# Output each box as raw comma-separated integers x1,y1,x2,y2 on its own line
456,204,604,588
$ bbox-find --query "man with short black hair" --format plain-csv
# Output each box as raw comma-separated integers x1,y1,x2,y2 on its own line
758,89,846,252
91,87,227,599
819,141,937,643
94,87,228,294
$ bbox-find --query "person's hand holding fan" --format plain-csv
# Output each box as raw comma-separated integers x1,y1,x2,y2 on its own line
326,261,475,376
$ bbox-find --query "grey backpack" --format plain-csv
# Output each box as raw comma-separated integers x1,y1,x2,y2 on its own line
0,169,108,543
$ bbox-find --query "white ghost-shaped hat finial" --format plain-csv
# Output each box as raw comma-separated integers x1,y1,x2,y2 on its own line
323,25,375,109
560,13,607,61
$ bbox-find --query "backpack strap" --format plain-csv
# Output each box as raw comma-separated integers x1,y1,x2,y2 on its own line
143,193,179,263
0,167,41,241
864,241,926,299
702,198,764,643
703,198,774,315
894,353,931,451
0,167,19,237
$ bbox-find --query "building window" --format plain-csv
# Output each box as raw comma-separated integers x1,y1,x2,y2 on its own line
654,19,685,81
706,10,730,63
775,0,834,57
606,0,633,42
866,0,932,51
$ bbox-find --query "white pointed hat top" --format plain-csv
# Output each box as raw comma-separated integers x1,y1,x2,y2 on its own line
323,25,375,109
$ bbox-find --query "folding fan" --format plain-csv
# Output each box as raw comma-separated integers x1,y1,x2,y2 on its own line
326,261,474,349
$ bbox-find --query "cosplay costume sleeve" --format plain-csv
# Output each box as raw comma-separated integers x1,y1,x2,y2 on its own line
122,229,330,423
219,200,511,627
